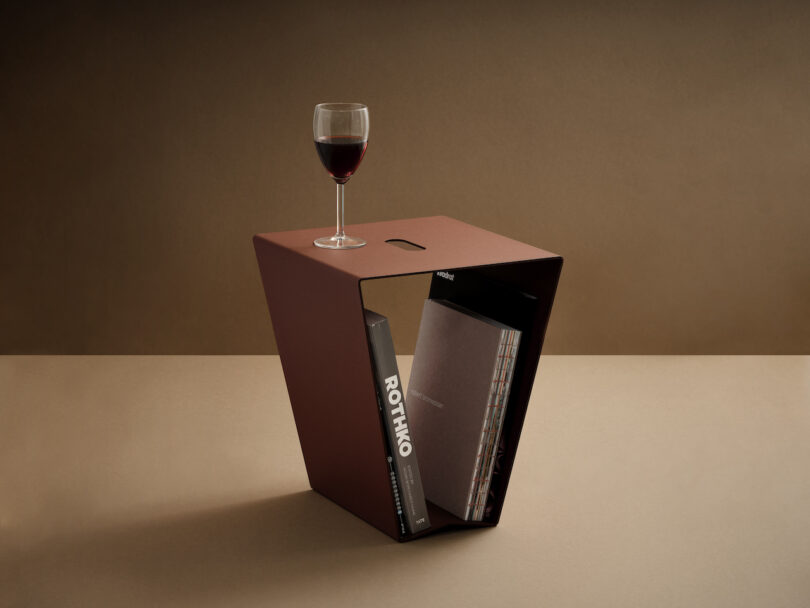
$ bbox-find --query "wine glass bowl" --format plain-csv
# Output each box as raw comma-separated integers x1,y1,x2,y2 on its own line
313,103,369,249
314,136,367,184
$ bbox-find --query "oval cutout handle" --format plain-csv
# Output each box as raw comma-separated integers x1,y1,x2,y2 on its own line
385,238,425,251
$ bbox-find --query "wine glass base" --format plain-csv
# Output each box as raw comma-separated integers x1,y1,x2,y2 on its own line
313,235,367,249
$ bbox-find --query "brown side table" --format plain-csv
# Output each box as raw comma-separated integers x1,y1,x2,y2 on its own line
254,216,562,541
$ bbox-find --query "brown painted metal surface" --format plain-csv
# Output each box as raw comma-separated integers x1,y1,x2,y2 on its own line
253,215,562,540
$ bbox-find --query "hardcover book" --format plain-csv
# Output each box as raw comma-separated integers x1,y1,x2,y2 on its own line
364,309,431,535
428,268,541,521
407,299,521,521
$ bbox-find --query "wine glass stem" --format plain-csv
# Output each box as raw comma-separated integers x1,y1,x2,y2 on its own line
335,182,345,239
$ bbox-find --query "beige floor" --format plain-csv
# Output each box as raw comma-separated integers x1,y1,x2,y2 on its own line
1,356,809,607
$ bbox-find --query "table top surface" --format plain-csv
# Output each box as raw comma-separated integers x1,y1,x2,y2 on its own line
2,355,809,608
255,216,560,280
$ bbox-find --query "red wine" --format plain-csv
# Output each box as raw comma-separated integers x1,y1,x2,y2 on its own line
314,136,368,184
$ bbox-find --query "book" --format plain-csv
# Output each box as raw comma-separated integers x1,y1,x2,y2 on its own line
364,309,431,535
406,299,521,521
428,269,540,521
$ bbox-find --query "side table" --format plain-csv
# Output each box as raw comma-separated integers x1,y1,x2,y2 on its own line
254,216,562,540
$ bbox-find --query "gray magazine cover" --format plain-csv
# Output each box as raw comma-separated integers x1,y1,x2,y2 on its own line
365,309,431,535
407,299,520,521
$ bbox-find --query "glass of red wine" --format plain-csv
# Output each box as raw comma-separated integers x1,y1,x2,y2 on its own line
313,103,369,249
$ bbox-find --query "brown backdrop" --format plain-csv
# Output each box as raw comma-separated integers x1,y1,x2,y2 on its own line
2,1,809,354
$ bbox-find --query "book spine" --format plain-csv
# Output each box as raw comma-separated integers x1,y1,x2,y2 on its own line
466,328,520,521
366,315,431,535
475,329,520,520
375,390,407,537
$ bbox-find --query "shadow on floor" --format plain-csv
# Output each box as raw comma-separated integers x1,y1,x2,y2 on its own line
6,490,486,606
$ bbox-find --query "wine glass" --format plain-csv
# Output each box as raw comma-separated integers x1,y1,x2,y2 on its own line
312,103,369,249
